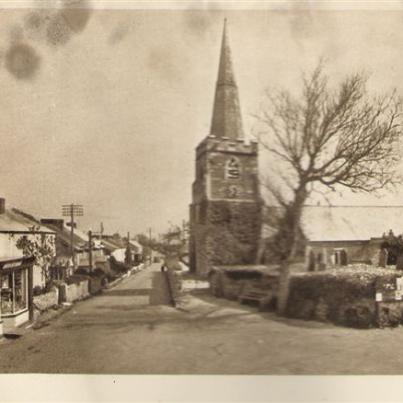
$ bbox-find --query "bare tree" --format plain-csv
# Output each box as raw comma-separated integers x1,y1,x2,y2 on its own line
254,64,403,314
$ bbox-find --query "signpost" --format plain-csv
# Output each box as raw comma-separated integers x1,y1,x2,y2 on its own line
62,204,84,269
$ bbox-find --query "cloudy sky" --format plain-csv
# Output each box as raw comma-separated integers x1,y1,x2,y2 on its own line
1,1,403,236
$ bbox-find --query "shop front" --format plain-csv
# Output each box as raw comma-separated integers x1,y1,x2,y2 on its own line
0,256,34,334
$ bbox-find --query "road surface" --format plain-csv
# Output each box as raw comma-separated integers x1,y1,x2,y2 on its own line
3,263,403,374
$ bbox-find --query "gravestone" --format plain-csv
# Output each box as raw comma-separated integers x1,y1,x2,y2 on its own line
397,254,403,270
378,248,388,268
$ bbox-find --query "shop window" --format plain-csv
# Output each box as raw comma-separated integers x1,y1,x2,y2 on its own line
1,268,28,315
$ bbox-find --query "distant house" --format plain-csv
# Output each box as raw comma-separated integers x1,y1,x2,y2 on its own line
262,205,403,270
0,200,56,289
95,235,125,256
40,218,106,277
0,198,57,332
95,234,143,267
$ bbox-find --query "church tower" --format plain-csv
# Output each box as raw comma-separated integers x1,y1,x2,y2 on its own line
189,20,262,276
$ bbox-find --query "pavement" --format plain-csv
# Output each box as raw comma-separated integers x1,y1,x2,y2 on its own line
4,263,403,374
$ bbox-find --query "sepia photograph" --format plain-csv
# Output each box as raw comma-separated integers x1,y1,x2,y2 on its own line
2,1,403,396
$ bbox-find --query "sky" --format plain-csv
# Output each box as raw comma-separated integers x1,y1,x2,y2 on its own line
2,2,403,236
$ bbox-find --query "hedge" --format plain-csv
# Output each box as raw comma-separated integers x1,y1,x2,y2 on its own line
286,266,401,328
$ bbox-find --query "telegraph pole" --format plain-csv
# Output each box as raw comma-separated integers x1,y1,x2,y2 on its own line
126,231,131,266
148,227,152,265
88,230,93,273
62,204,84,270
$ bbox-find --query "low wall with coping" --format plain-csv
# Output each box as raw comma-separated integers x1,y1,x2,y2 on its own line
59,279,90,303
33,287,59,311
209,265,279,301
88,276,103,295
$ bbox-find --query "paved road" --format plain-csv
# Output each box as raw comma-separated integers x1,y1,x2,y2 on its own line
0,263,178,373
5,263,403,374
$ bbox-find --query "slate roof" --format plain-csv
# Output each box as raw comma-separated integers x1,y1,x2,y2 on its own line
0,209,55,234
99,237,125,253
302,205,403,242
129,240,143,253
42,222,87,251
97,236,142,254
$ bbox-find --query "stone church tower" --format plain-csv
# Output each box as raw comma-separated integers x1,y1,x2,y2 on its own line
189,20,262,276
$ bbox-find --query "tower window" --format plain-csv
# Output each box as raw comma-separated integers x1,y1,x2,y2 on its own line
226,157,241,179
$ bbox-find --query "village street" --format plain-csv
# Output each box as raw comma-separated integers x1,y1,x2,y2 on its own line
3,263,403,374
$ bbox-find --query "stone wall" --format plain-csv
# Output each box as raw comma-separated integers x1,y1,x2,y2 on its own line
88,276,103,295
191,200,262,276
208,150,259,201
209,266,279,301
59,279,89,303
33,287,59,311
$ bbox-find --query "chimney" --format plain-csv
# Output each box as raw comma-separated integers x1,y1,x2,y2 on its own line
0,198,5,214
40,218,64,231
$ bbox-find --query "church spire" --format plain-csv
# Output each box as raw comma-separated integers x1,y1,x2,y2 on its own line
210,19,244,140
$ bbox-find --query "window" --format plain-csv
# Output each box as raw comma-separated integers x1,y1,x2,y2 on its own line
334,249,348,266
1,268,28,315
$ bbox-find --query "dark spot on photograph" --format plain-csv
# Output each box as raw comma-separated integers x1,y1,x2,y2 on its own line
24,11,47,32
61,5,91,34
183,10,218,37
23,11,52,42
108,22,133,46
46,13,72,47
5,43,41,80
147,47,181,82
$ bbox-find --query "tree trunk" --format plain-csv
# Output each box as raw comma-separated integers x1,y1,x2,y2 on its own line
277,260,291,314
276,187,307,315
277,247,298,315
